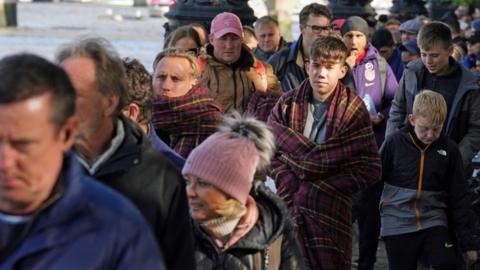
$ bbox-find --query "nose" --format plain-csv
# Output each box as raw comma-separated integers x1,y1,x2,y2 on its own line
186,182,197,198
161,77,173,92
0,142,14,171
318,66,328,78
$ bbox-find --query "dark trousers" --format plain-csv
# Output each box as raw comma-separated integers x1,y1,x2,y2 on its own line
355,182,383,270
383,226,457,270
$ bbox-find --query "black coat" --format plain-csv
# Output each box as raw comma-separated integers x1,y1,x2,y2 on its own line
89,116,195,270
192,182,307,270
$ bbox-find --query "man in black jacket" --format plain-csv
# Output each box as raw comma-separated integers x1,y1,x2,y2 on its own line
56,37,195,270
268,3,332,92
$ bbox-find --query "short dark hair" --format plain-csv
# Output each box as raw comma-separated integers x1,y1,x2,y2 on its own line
254,15,279,29
55,36,127,117
310,36,348,64
371,28,394,49
299,3,332,25
0,53,76,131
122,58,154,125
418,22,453,50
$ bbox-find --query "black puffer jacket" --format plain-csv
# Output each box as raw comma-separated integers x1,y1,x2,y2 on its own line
88,116,195,270
192,182,307,270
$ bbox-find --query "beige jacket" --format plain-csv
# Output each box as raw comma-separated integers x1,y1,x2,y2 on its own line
200,44,281,113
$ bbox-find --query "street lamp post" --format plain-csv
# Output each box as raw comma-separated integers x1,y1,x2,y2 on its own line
164,0,256,38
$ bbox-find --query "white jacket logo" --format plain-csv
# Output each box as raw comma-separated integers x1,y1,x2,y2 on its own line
437,149,447,156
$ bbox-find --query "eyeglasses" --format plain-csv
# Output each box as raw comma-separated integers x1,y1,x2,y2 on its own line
305,24,331,34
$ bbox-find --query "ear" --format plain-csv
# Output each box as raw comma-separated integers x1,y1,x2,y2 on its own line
59,116,78,151
339,64,348,79
208,33,215,45
447,44,454,56
102,94,120,118
122,103,141,123
299,24,306,33
408,114,415,126
305,62,310,75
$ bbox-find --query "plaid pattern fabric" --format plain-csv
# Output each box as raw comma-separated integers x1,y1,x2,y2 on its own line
152,85,223,158
246,89,283,122
267,80,381,270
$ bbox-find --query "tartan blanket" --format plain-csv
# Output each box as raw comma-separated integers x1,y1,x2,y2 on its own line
152,85,223,158
267,80,381,270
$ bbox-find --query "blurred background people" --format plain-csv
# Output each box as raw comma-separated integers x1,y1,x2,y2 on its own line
253,15,290,62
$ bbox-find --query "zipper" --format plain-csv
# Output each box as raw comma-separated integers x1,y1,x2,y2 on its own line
408,134,431,230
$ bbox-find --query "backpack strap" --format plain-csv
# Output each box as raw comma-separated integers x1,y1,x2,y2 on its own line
253,235,283,270
198,57,207,74
377,56,388,98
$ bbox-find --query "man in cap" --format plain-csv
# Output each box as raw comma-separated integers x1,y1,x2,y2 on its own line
200,12,281,120
0,53,165,269
399,38,420,66
56,37,194,270
268,3,333,92
399,17,424,43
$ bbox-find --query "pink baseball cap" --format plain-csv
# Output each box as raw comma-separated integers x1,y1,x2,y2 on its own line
210,12,244,39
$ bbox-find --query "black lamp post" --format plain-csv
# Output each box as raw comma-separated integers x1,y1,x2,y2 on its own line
164,0,256,38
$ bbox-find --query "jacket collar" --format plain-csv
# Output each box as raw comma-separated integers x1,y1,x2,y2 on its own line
2,153,91,262
93,115,143,178
193,182,286,251
205,44,255,69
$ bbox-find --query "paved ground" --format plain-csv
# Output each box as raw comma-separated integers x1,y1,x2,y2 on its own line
0,2,166,70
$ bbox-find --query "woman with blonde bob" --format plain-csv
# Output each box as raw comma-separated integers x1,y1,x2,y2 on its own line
182,113,306,269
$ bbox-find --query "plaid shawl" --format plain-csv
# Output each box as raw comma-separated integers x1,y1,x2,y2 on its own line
152,85,223,158
267,80,381,270
246,89,282,122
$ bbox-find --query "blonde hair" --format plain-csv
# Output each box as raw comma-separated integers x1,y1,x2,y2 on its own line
212,198,247,219
412,90,447,125
152,48,200,78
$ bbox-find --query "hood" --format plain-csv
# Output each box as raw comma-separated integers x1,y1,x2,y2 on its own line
363,43,381,62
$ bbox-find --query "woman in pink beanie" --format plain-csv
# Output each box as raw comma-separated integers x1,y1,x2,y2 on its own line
182,113,306,269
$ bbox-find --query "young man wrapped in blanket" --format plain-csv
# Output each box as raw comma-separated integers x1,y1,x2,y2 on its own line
267,36,382,270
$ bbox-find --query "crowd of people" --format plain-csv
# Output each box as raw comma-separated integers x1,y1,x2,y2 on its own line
1,2,480,270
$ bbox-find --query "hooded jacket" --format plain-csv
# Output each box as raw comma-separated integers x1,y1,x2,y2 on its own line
0,154,165,270
84,116,195,270
351,43,398,145
201,44,281,114
386,58,480,169
192,182,306,270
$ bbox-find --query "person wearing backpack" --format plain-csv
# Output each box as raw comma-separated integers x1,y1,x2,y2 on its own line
341,16,399,270
182,113,306,270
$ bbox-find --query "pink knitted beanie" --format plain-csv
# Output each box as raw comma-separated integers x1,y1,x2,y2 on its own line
182,132,259,205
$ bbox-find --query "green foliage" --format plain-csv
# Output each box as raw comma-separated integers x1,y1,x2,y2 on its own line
444,0,480,6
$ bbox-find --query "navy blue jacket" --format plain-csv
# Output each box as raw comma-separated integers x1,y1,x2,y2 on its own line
0,154,165,270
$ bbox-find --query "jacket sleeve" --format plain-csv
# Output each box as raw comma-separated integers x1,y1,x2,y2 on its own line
457,90,480,170
386,72,407,138
116,220,167,270
157,169,196,270
279,213,308,270
447,143,479,252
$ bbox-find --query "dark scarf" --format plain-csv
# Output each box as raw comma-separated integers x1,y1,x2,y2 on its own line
152,84,223,158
